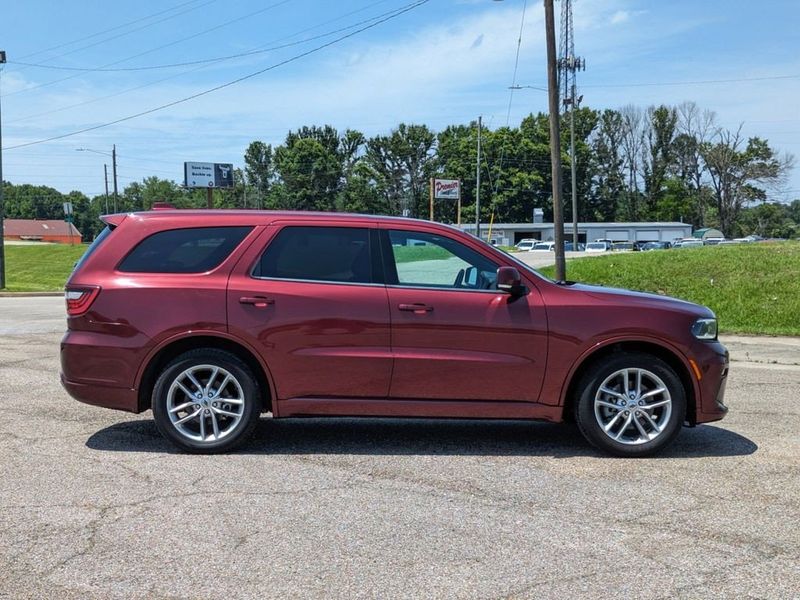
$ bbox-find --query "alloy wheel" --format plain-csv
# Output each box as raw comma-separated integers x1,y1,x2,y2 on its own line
593,367,673,446
166,364,245,443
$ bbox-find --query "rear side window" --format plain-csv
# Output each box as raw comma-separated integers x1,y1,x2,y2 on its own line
254,226,372,284
118,226,253,273
73,225,114,273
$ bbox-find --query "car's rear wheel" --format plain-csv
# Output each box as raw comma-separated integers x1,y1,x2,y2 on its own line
574,352,686,457
152,349,261,453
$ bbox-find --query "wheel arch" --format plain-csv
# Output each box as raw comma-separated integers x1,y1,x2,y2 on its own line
561,339,697,425
136,333,274,414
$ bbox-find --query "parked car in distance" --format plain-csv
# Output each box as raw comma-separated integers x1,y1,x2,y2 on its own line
585,241,612,253
514,239,537,252
611,242,638,252
531,241,556,252
564,242,586,251
703,237,726,246
677,239,704,249
642,241,672,251
61,210,729,457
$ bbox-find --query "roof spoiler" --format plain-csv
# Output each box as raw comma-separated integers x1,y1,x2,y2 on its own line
100,214,127,228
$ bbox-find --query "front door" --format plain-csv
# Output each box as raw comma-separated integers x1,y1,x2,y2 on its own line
381,227,547,402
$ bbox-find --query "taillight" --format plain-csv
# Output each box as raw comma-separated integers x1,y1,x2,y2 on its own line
65,286,101,316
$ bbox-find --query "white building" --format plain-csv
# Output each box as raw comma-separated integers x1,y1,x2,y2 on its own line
461,222,693,246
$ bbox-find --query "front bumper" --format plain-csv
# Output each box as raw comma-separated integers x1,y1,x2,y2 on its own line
692,341,729,424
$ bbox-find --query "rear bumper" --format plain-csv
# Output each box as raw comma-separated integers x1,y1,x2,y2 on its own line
60,373,139,413
61,329,148,413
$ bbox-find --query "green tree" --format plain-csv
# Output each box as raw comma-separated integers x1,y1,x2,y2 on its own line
700,129,791,236
642,105,678,216
588,109,624,221
244,141,274,209
737,202,798,238
365,123,437,218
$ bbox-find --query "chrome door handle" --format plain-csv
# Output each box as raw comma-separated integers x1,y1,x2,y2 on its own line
239,296,274,308
398,303,433,313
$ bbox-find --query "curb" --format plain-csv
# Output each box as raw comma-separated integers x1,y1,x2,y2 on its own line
0,292,63,297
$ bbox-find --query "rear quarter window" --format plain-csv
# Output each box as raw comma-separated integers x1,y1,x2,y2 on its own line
72,225,114,274
118,226,253,273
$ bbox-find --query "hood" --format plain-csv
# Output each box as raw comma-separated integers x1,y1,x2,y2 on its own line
565,282,714,318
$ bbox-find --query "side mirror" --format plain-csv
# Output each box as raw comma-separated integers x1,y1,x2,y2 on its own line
496,266,526,296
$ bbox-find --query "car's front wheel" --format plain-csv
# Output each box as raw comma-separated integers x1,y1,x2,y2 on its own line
574,352,687,457
152,349,261,453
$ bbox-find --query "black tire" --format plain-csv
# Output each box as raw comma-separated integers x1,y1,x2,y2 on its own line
152,349,261,453
574,352,686,457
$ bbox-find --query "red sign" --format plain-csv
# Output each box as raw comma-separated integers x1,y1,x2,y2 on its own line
434,179,460,200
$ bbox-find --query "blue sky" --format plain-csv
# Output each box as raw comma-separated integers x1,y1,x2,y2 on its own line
1,0,798,199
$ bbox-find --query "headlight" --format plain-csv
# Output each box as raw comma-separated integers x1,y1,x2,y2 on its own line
692,318,718,340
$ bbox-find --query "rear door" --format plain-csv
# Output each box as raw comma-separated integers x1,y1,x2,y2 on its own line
381,226,547,402
227,222,392,401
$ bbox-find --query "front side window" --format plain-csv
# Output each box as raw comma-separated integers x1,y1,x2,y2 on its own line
386,230,498,290
255,226,373,284
118,226,253,273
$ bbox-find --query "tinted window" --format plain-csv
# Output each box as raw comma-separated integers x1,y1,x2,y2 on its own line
387,230,498,290
118,227,253,273
73,225,113,273
256,226,372,284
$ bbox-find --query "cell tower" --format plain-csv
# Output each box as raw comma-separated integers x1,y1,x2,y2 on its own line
558,0,585,247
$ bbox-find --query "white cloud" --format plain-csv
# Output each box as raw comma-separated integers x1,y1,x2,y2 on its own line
610,10,630,24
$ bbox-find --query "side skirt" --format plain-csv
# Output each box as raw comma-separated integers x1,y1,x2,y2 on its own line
277,397,564,423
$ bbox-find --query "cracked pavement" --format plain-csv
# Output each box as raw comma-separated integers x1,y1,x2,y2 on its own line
0,297,798,599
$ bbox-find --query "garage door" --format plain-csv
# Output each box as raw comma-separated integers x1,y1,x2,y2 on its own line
636,230,660,241
661,229,685,242
605,230,630,241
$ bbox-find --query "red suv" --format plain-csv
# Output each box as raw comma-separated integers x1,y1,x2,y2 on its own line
61,210,729,456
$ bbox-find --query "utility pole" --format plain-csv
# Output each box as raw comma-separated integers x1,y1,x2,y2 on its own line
0,50,7,290
103,164,110,214
544,0,565,281
112,144,119,212
559,0,585,250
475,115,482,240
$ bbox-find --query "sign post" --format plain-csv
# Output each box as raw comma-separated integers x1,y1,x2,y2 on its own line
432,179,461,225
429,178,434,221
63,202,74,246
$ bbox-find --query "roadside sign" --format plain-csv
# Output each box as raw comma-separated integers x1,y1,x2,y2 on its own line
184,162,234,189
63,202,73,216
433,179,460,200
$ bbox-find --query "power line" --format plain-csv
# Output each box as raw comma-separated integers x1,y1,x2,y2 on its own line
13,0,207,62
11,0,398,73
3,1,217,96
486,0,528,201
584,74,800,88
6,0,403,126
512,73,800,91
3,0,431,152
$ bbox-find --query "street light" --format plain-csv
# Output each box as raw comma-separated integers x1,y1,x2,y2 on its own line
508,84,548,92
76,146,118,212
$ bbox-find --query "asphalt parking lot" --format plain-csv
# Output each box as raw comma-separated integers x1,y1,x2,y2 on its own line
1,297,798,599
